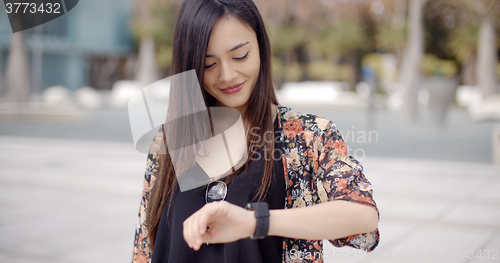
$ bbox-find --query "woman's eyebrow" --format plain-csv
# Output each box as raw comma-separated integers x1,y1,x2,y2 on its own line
206,41,249,57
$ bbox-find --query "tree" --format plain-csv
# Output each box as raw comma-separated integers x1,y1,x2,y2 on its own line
376,22,408,66
310,17,369,87
437,0,500,96
399,0,427,122
131,0,181,86
448,22,479,85
256,0,375,85
5,31,31,103
257,0,328,82
267,24,308,82
477,17,499,96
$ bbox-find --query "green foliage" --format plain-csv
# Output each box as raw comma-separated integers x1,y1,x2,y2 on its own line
271,56,284,81
376,23,407,52
156,45,173,69
130,20,154,42
285,62,302,82
131,2,178,69
435,0,500,25
306,60,352,81
309,18,369,59
268,24,308,55
131,2,178,45
421,54,458,78
307,60,336,81
447,22,479,63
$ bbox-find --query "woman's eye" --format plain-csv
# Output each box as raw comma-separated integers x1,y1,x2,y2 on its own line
234,51,249,61
204,52,248,68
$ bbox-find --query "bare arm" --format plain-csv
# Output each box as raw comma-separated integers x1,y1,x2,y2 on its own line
183,200,378,251
269,200,378,240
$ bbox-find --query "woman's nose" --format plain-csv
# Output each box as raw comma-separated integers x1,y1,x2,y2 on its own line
218,61,237,83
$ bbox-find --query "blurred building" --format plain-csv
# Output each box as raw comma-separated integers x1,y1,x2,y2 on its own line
0,0,134,92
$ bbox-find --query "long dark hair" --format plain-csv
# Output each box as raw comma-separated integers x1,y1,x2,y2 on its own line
146,0,278,251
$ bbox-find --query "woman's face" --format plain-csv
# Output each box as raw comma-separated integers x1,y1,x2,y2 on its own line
202,15,260,114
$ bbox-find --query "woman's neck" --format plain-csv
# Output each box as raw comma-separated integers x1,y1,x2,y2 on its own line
212,102,278,133
244,103,278,135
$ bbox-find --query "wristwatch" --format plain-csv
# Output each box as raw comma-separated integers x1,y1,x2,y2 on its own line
245,202,269,239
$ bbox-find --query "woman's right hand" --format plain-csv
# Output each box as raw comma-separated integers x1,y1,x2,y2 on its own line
183,201,256,251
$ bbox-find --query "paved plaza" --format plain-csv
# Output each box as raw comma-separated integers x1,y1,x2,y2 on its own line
1,138,499,263
0,106,499,262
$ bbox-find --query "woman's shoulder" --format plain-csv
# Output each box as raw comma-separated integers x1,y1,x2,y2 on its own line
278,105,338,135
277,106,359,169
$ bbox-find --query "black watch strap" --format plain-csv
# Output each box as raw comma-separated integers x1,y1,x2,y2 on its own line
246,202,269,239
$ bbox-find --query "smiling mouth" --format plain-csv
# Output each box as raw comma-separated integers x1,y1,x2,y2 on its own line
220,81,245,94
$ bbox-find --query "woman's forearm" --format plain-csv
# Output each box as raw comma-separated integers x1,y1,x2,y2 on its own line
183,200,379,250
268,200,379,240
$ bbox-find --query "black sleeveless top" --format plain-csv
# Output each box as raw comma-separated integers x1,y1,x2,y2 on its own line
152,116,286,263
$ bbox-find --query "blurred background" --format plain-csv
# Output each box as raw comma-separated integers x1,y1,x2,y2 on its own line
0,0,499,262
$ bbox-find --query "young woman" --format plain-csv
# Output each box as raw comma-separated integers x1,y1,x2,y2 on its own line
132,0,379,262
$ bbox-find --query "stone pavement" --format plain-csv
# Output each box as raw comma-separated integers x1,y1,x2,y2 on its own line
323,157,500,263
0,136,499,263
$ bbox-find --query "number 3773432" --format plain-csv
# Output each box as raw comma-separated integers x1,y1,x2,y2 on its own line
4,2,61,14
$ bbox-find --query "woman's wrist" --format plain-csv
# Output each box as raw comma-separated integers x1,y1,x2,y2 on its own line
245,202,270,239
244,209,257,239
267,209,282,237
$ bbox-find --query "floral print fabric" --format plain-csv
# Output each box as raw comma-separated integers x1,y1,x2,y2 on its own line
132,105,379,263
278,106,379,262
131,137,161,262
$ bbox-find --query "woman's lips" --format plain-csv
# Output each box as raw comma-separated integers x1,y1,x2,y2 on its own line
220,81,245,94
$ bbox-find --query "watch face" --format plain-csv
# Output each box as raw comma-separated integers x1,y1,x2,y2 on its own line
245,203,254,211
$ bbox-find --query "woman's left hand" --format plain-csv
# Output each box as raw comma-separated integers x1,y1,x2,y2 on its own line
183,201,256,250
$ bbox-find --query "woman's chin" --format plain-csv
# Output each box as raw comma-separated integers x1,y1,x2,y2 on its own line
216,99,248,110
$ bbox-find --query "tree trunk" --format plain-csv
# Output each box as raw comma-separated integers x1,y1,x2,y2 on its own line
136,37,158,88
346,52,357,90
462,54,476,86
399,0,426,122
5,31,31,103
476,18,499,97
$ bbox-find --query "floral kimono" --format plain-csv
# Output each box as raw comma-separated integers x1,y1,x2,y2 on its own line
132,105,379,263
